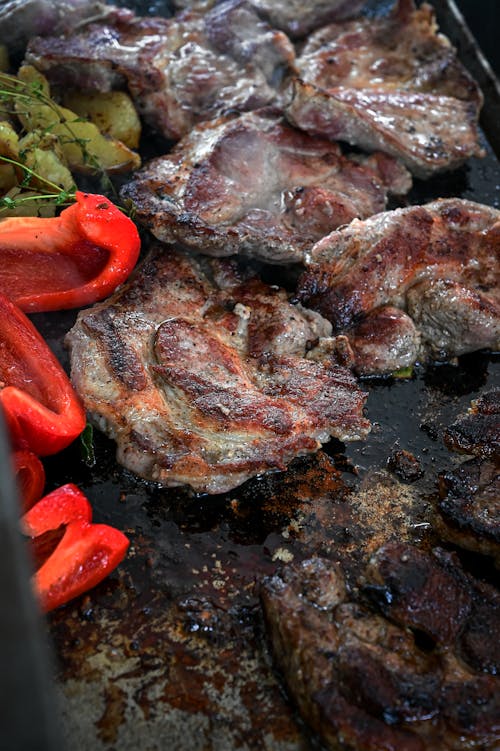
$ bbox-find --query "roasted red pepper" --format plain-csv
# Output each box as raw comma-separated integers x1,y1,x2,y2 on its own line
22,483,129,612
12,449,45,511
0,191,141,312
0,292,86,455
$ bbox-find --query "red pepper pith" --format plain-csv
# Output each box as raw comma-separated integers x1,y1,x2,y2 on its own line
22,483,129,612
0,293,86,455
0,191,141,312
12,449,45,511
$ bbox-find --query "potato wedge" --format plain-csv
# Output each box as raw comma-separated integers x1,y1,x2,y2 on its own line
0,119,19,157
0,120,19,190
18,137,75,192
16,66,141,174
62,90,141,149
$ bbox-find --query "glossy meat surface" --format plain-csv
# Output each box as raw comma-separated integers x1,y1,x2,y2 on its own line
437,389,500,562
287,0,483,176
0,0,116,53
66,245,370,494
121,108,411,263
249,0,367,38
297,199,500,373
25,0,295,140
261,546,500,750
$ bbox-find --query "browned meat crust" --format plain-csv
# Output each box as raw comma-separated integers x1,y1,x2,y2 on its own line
286,0,484,177
0,0,115,54
436,389,500,562
444,388,500,461
297,199,500,374
248,0,367,39
121,108,411,264
25,0,295,140
261,546,500,751
66,245,370,494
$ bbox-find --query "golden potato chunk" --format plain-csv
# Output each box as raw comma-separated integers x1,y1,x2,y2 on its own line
16,66,141,174
62,90,141,149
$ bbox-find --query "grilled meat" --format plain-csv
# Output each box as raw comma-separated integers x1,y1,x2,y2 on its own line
437,389,500,562
297,199,500,374
66,245,370,494
286,0,483,177
121,108,411,264
248,0,367,39
261,546,500,751
25,0,295,141
0,0,115,54
444,388,500,461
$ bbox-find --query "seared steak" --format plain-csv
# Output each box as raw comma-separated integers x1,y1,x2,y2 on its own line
66,245,370,494
444,388,500,461
286,0,483,176
297,199,500,374
261,546,500,751
437,389,500,563
0,0,116,54
248,0,367,39
121,108,411,264
25,0,295,140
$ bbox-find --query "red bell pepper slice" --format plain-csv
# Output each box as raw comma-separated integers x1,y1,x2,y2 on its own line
0,191,141,312
22,483,91,536
0,293,86,455
22,483,129,612
12,449,45,511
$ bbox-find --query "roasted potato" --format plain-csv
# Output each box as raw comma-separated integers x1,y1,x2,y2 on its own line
16,66,141,174
62,90,141,150
0,120,19,190
18,134,75,192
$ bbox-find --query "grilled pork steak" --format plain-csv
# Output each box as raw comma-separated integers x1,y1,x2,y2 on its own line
437,389,500,563
25,0,295,141
248,0,367,39
297,199,500,374
172,0,368,38
286,0,483,176
121,108,411,264
66,245,370,494
0,0,116,54
261,547,500,751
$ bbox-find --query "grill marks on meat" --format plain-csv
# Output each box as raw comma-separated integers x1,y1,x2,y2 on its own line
261,546,500,751
25,0,295,141
437,389,500,563
121,108,411,263
66,245,370,494
297,199,500,374
286,0,484,176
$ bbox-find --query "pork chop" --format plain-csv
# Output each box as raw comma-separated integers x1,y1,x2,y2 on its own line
66,245,370,494
25,0,295,141
247,0,367,39
437,389,500,563
297,199,500,374
286,0,483,176
261,546,500,750
120,108,411,264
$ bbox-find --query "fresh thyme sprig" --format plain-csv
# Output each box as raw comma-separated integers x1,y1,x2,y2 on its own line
0,152,76,215
0,69,118,213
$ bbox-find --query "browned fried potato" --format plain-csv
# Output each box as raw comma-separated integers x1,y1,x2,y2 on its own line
62,90,141,149
16,66,141,174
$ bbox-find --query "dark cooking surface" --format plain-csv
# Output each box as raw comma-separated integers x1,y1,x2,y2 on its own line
25,2,500,749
